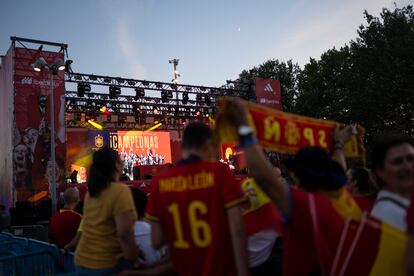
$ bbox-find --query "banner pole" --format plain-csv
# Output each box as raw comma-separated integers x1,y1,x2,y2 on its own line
50,73,57,214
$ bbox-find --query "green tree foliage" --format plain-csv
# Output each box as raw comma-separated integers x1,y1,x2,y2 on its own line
296,47,353,121
234,5,414,148
348,6,414,142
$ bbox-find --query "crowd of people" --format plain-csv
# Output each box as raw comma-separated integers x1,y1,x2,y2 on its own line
119,149,166,176
46,98,414,276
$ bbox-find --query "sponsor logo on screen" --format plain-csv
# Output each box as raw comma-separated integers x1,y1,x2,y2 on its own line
20,77,61,87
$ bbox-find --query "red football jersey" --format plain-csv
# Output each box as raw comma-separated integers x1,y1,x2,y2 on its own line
282,187,344,275
353,195,376,213
145,161,245,276
407,192,414,233
48,208,82,248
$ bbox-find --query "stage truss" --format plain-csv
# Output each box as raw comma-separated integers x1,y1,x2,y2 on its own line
65,72,248,131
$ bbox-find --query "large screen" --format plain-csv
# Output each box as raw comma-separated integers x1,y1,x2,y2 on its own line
68,130,172,182
87,130,172,164
112,130,172,165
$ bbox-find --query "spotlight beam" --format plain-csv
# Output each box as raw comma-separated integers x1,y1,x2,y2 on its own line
88,119,104,130
145,123,162,131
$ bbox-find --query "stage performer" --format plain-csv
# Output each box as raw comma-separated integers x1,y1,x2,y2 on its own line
145,122,249,276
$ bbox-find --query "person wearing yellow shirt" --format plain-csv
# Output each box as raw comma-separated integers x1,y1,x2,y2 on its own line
75,148,139,275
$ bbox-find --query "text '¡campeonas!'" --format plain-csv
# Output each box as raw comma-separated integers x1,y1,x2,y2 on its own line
110,134,159,150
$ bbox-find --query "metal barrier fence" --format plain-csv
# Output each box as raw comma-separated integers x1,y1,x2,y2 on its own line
0,233,76,275
0,250,56,275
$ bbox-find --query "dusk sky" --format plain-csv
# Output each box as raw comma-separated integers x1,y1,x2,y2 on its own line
0,0,410,87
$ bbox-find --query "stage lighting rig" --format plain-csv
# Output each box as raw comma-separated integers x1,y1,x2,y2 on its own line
77,82,91,97
127,80,136,86
182,92,189,104
109,85,121,99
169,58,180,85
47,59,65,75
100,106,110,115
64,60,73,73
86,99,93,110
161,91,168,103
32,57,47,72
65,69,246,129
205,95,211,106
110,102,120,113
134,88,145,100
132,103,141,113
207,107,215,116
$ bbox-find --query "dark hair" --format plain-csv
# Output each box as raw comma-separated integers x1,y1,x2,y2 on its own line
285,147,347,192
88,148,120,197
350,167,377,195
182,122,212,150
371,134,414,169
120,173,130,181
70,170,78,183
131,189,148,219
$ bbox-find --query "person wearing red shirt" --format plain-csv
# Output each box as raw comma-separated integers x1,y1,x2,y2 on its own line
145,122,249,276
48,187,82,248
406,191,414,274
223,98,357,275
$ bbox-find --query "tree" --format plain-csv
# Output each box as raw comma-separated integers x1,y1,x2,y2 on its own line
231,5,414,156
348,6,414,142
296,5,414,150
295,47,353,121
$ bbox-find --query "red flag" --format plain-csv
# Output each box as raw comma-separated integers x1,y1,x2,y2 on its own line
240,177,282,235
329,215,406,276
255,77,283,110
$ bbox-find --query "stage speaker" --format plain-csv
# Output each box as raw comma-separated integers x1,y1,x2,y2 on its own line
133,166,141,180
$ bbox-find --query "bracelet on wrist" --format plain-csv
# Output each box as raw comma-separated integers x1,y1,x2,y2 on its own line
236,134,258,149
332,141,344,151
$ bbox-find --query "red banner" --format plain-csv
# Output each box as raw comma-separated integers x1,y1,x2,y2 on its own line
13,48,66,202
216,99,365,159
255,77,282,110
